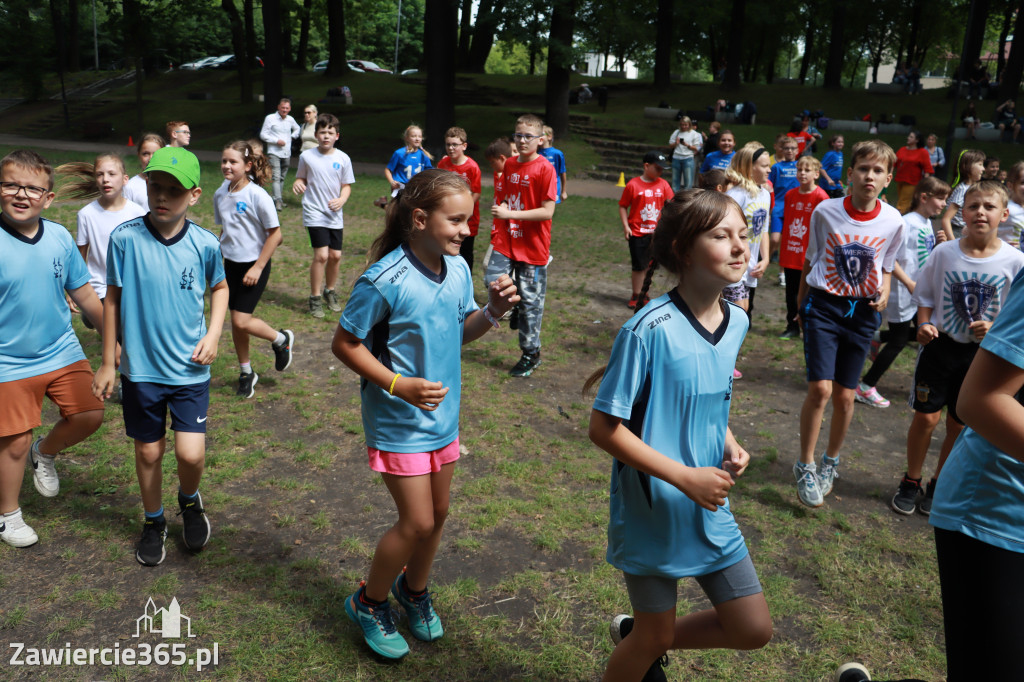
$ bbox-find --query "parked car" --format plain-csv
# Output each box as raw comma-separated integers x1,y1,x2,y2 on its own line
348,60,391,73
217,54,263,69
313,60,367,73
313,60,329,73
180,56,219,71
203,54,234,69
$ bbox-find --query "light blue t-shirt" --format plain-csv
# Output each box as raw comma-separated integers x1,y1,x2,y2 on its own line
700,150,735,174
339,244,478,453
593,291,750,578
386,148,432,185
0,216,90,382
107,217,225,385
930,269,1024,553
538,147,567,203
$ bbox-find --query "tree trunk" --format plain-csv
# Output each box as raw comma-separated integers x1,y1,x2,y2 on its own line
68,0,81,71
544,0,575,139
722,0,745,89
707,31,718,77
998,0,1024,102
280,1,294,68
457,0,472,69
296,0,312,70
325,0,348,76
222,0,252,103
822,0,846,89
244,0,257,70
262,0,283,110
962,0,991,68
848,49,862,88
652,0,672,88
466,0,501,72
906,0,923,66
997,2,1013,79
424,0,457,159
798,11,813,85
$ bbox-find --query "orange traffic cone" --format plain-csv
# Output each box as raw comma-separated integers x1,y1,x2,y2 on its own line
616,172,625,187
127,135,134,147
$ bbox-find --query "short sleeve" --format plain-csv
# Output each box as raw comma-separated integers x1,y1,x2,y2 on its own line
880,219,905,272
386,149,402,174
618,182,634,208
296,154,309,180
422,154,433,170
340,157,356,185
912,247,940,309
339,277,390,339
212,190,224,226
805,206,824,264
107,230,125,287
64,235,91,290
255,188,280,230
469,163,482,193
75,212,90,246
205,238,226,287
593,328,649,420
980,269,1024,368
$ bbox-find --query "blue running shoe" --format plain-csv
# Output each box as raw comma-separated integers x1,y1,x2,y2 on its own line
391,573,444,642
345,584,409,659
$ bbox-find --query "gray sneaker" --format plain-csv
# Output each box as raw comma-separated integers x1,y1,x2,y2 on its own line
322,287,342,312
818,453,840,498
30,438,59,497
308,295,325,319
794,461,824,507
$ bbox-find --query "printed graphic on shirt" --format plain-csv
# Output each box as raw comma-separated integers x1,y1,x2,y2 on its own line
944,273,998,333
787,216,808,247
825,234,887,296
916,231,936,268
235,202,248,214
750,208,768,238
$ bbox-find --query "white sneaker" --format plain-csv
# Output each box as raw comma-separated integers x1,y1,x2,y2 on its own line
0,509,38,547
793,461,824,507
30,438,59,497
818,454,840,497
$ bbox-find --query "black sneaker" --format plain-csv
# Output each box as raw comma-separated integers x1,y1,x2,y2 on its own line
178,491,211,551
918,478,937,515
237,371,258,398
778,327,800,340
890,474,923,515
609,615,669,682
509,352,541,377
273,329,295,371
136,515,167,566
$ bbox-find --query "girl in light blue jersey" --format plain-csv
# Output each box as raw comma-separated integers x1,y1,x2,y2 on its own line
587,189,772,681
332,170,519,660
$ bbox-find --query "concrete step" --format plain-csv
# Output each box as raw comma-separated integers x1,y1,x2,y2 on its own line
585,137,655,152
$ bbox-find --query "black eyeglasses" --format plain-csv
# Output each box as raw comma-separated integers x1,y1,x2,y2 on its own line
0,182,48,200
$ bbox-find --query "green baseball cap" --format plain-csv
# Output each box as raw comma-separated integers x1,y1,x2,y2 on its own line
145,147,200,189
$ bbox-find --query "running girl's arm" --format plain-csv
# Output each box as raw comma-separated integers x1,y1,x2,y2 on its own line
332,326,449,410
560,173,568,201
463,274,520,344
749,229,771,278
93,285,121,399
722,426,750,478
957,348,1024,462
619,206,631,240
891,261,915,293
68,282,103,333
589,410,735,512
243,227,283,287
327,183,351,212
870,271,892,312
191,280,228,365
384,167,399,190
916,306,939,344
491,199,556,222
940,203,957,241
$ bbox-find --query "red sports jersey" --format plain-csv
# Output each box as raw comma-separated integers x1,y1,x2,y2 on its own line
489,171,509,255
437,155,482,236
779,186,830,270
496,155,558,265
618,176,672,237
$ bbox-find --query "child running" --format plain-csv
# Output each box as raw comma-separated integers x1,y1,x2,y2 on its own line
122,133,164,212
213,140,295,398
892,180,1024,515
794,140,904,508
778,155,829,340
818,134,845,198
940,149,985,241
332,170,519,659
856,176,950,408
723,143,771,323
588,189,772,682
384,124,433,196
618,151,672,310
436,126,482,272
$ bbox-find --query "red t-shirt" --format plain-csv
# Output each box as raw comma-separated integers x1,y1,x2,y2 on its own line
497,155,558,265
894,146,934,185
489,171,508,255
618,176,672,237
437,155,482,236
779,185,830,270
786,131,814,156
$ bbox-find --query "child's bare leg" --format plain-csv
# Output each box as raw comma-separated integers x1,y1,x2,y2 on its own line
309,246,328,296
404,462,454,592
325,249,342,291
800,380,832,464
173,431,206,496
364,471,440,602
669,592,772,650
602,608,676,682
0,432,32,513
38,409,104,456
231,311,278,365
630,271,644,297
906,411,941,479
135,438,166,513
932,413,965,480
826,385,857,457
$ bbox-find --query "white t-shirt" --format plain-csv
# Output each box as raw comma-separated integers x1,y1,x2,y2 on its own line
122,174,149,212
296,147,355,230
912,238,1024,343
213,181,280,262
998,199,1024,249
726,185,771,288
669,129,702,160
947,183,969,230
889,211,936,323
75,199,146,298
805,197,904,298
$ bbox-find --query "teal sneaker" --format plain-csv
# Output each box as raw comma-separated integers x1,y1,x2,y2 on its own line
391,573,444,642
345,584,409,659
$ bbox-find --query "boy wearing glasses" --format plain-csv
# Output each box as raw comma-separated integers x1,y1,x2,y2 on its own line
488,114,557,377
0,150,105,548
437,126,482,272
165,121,191,148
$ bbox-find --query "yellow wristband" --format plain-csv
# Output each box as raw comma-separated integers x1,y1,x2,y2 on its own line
388,373,401,395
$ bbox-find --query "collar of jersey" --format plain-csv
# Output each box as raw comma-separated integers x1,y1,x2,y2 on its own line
0,214,44,244
401,243,446,283
843,195,882,222
144,215,191,247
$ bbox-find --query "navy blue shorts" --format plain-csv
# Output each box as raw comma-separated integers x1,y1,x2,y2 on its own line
121,377,211,443
912,333,978,423
802,288,880,389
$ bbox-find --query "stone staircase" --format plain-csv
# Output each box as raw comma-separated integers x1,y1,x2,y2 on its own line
570,115,665,183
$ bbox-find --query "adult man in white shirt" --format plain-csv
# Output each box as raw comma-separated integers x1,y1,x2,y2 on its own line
260,98,301,210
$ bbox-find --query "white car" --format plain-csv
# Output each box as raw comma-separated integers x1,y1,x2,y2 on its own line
205,54,234,69
180,56,219,71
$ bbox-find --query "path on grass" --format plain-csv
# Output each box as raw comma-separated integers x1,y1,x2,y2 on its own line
0,134,625,199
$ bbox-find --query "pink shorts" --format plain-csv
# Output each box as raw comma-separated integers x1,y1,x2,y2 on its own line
367,438,460,476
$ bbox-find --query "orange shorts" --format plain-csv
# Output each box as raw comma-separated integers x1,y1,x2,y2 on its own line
0,360,104,438
367,438,460,476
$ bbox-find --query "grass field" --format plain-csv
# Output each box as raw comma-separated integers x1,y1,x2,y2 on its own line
0,141,949,681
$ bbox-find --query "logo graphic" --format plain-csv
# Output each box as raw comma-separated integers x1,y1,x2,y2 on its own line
457,299,466,324
917,230,935,268
833,241,875,287
180,268,195,290
134,597,195,639
950,277,996,326
506,193,524,212
788,216,808,241
749,208,768,238
639,202,661,230
509,173,520,185
53,258,63,279
725,373,733,401
644,189,653,197
171,158,178,165
333,162,341,170
196,416,207,423
235,201,248,214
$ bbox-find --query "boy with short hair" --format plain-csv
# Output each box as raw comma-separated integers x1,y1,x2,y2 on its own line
292,113,354,318
93,147,228,566
539,126,568,203
618,151,672,309
488,115,557,377
165,121,191,148
778,155,829,339
437,126,483,272
892,180,1024,515
0,150,105,548
482,137,514,282
769,138,800,282
794,140,905,507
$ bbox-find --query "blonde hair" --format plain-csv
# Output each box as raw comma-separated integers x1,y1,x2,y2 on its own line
55,154,127,200
849,140,897,173
516,114,545,134
725,142,768,197
796,156,821,173
403,124,433,161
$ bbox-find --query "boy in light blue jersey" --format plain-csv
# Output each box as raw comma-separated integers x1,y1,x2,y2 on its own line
0,150,105,548
540,126,569,203
94,147,228,567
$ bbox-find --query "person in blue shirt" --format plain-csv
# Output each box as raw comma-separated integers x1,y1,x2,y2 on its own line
587,189,772,681
93,147,228,568
699,130,736,174
384,124,433,195
540,125,569,203
333,170,519,660
768,137,800,270
929,267,1024,680
0,150,105,549
818,134,845,197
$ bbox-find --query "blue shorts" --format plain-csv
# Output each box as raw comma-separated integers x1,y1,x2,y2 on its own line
770,205,784,234
121,377,211,443
911,333,978,424
802,288,880,389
